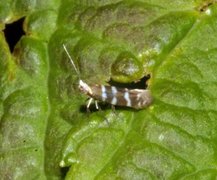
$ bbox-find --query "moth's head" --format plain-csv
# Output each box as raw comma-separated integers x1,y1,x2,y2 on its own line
78,80,93,95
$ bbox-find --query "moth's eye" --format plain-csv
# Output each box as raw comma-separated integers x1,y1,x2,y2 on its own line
78,85,84,91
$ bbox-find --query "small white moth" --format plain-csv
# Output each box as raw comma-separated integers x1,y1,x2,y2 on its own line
63,44,152,110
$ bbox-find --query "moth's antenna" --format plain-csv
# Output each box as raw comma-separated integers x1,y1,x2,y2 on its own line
63,44,80,78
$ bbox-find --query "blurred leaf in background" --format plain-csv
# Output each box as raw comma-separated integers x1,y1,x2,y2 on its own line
1,0,217,179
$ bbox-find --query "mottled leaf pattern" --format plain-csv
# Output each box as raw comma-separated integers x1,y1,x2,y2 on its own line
1,0,217,180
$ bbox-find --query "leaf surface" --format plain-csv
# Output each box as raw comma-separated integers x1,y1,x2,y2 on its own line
1,0,217,179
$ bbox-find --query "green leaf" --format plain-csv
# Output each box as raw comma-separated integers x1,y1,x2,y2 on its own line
1,0,217,179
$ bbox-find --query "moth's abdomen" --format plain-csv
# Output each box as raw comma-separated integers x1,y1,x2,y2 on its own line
90,85,152,109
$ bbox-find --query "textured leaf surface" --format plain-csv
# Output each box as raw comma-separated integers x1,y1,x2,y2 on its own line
1,0,217,180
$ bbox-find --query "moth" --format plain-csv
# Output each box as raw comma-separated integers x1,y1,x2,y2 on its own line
63,45,152,110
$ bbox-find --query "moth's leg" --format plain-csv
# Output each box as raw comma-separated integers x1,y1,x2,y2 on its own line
95,100,99,110
111,104,121,122
111,105,116,112
95,100,101,111
86,98,93,112
111,105,118,117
